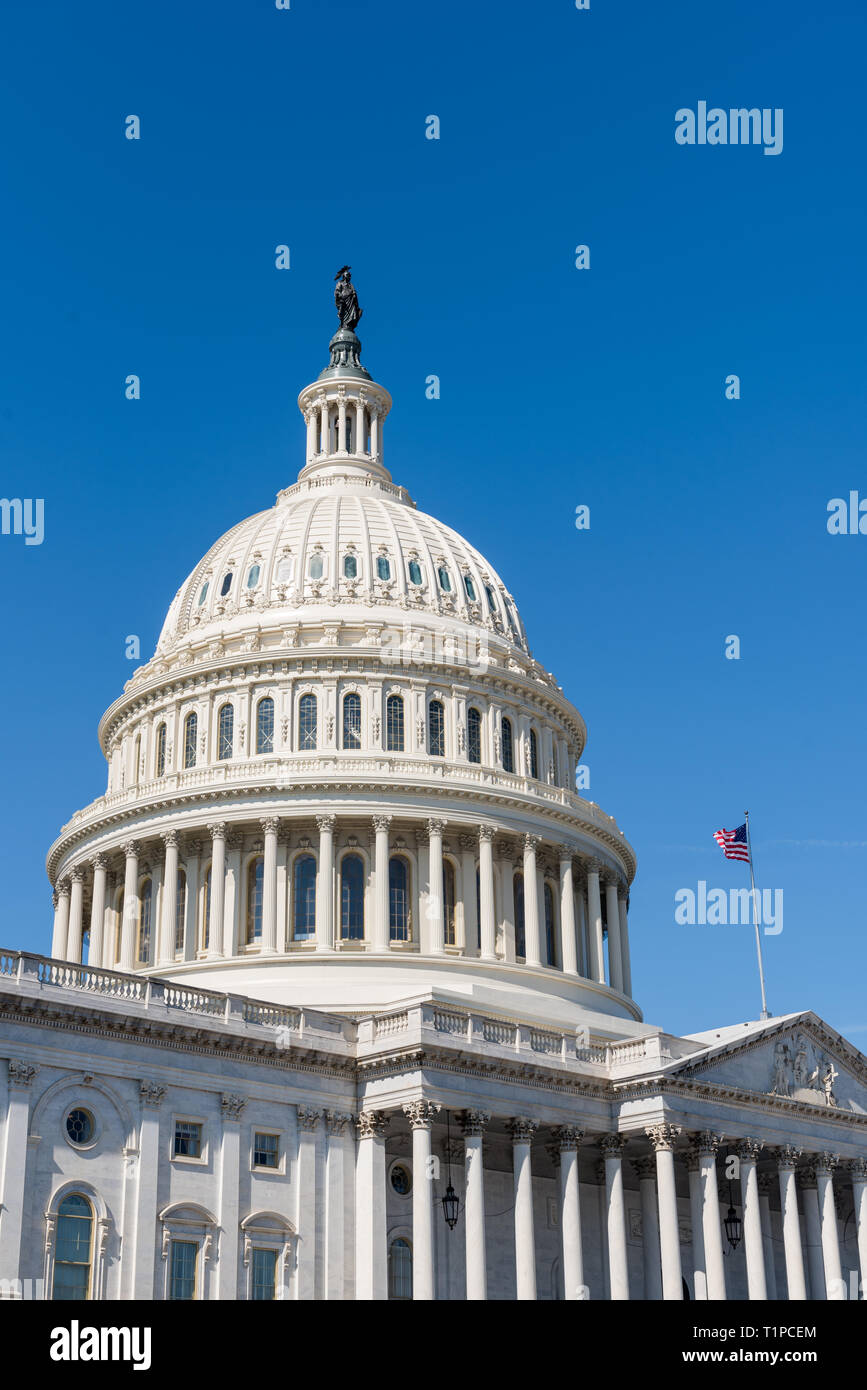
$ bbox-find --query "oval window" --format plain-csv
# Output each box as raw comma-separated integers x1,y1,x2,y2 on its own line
408,560,423,586
197,581,209,606
390,1163,412,1196
246,564,260,589
220,572,233,597
463,575,477,601
376,555,391,581
309,554,324,580
438,567,452,593
343,554,358,579
66,1108,95,1146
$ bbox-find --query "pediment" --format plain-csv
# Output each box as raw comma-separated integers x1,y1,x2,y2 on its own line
673,1016,867,1115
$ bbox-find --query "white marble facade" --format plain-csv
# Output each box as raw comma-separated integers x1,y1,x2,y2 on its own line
1,318,865,1300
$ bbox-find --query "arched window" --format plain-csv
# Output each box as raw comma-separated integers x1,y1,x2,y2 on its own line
340,854,365,940
463,574,477,601
443,860,457,947
293,855,316,940
218,704,234,761
220,572,233,597
137,878,152,964
183,712,197,769
514,873,525,958
376,555,391,581
428,700,445,757
389,857,410,941
174,870,187,955
529,728,539,780
256,697,274,754
299,694,317,751
544,882,556,967
386,694,404,752
342,692,361,750
343,554,358,579
52,1193,94,1300
467,707,481,764
246,563,260,589
155,722,167,778
246,856,264,944
437,566,452,593
309,553,324,581
501,717,514,773
408,560,423,586
388,1237,413,1300
201,867,211,951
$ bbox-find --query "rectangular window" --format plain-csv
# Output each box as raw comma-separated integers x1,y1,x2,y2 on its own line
173,1120,203,1159
169,1240,198,1301
251,1247,278,1302
253,1132,280,1169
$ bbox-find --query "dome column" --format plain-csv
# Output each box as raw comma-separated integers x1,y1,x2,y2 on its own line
304,408,317,463
67,868,85,964
337,397,347,453
426,820,445,955
315,816,336,952
619,889,632,996
261,817,280,953
371,816,392,952
522,835,541,967
478,827,497,962
51,879,70,959
585,860,606,984
355,399,366,456
207,824,226,959
120,841,140,971
370,409,380,462
404,1101,440,1300
558,849,578,976
605,876,625,993
496,841,516,963
87,854,109,967
158,832,179,966
460,835,478,955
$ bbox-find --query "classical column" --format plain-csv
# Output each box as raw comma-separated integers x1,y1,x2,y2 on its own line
66,867,85,964
426,819,445,955
585,861,605,984
737,1138,767,1300
320,400,329,453
371,815,391,952
355,399,365,456
697,1132,727,1300
120,841,139,971
776,1147,807,1301
355,1111,389,1300
370,409,380,461
207,824,226,958
134,1081,166,1297
605,878,624,993
522,835,541,966
324,1112,354,1299
101,872,116,968
574,877,588,976
337,397,347,452
404,1101,440,1300
647,1124,683,1300
478,827,497,962
315,815,335,952
686,1142,708,1300
260,817,279,952
52,880,71,960
852,1158,867,1302
497,841,516,962
460,835,478,953
87,855,108,967
618,889,632,997
798,1165,825,1300
157,832,179,965
815,1154,844,1299
508,1118,538,1300
601,1134,630,1300
552,1126,585,1300
0,1060,39,1287
634,1156,663,1300
461,1111,490,1300
558,851,578,976
757,1172,778,1299
296,1106,321,1300
305,407,317,462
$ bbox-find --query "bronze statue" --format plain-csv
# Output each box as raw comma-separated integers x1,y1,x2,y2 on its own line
334,265,363,331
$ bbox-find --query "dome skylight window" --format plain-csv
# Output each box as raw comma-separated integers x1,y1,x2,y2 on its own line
309,554,324,580
220,572,233,597
343,554,358,579
197,582,209,606
246,564,260,588
408,560,423,586
376,555,391,581
463,575,477,601
437,567,452,593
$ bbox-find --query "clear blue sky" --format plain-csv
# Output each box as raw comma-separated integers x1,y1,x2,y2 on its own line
1,0,864,1041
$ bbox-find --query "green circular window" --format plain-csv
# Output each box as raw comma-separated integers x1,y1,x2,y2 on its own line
390,1163,412,1196
66,1108,95,1146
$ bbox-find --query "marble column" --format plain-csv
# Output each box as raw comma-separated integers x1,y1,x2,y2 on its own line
601,1134,630,1300
686,1142,708,1300
647,1124,683,1300
404,1101,440,1300
0,1060,39,1287
554,1126,585,1300
133,1081,166,1297
634,1155,663,1301
522,835,541,966
315,815,335,952
51,880,70,960
618,889,632,997
305,407,317,462
158,832,179,966
426,820,445,956
67,868,85,964
508,1118,538,1300
698,1132,727,1300
852,1157,867,1302
777,1147,807,1301
737,1138,767,1300
355,1111,389,1300
261,817,279,953
337,398,347,453
207,823,226,958
757,1172,779,1300
815,1154,844,1299
461,1110,490,1300
585,861,605,984
320,400,329,453
296,1106,321,1300
558,851,578,976
605,878,624,993
575,878,588,977
371,815,391,952
799,1166,826,1300
355,399,365,456
478,828,497,962
460,835,478,954
87,855,108,967
324,1111,354,1300
120,841,139,971
497,842,516,963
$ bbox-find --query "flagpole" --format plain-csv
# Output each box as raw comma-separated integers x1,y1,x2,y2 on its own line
744,810,770,1020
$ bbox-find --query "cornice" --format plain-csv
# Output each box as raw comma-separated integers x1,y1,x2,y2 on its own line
611,1075,867,1131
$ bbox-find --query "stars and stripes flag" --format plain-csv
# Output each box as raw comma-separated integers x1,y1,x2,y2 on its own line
713,823,751,863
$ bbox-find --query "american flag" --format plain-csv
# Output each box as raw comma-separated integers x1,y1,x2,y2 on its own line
713,823,751,863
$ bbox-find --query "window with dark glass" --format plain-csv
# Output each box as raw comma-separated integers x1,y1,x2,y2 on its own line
51,1194,93,1300
173,1120,203,1159
501,717,514,773
514,873,525,958
246,564,260,588
544,883,556,967
175,871,187,955
256,697,274,754
220,572,233,597
529,728,539,780
169,1240,197,1301
197,581,209,607
408,560,423,586
386,694,404,752
309,554,324,580
388,1238,413,1300
137,878,152,964
293,855,317,939
201,867,211,951
437,567,452,592
376,555,391,581
389,857,410,941
253,1132,280,1169
467,707,481,764
246,856,264,944
65,1108,94,1146
218,704,234,760
443,860,456,946
343,554,358,579
463,575,477,601
155,722,166,777
251,1247,277,1301
428,700,445,757
342,692,361,750
183,712,197,769
484,584,496,613
340,854,365,940
299,694,317,750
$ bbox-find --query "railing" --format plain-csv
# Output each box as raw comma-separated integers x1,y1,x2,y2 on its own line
373,1011,409,1038
162,984,225,1017
37,959,147,1002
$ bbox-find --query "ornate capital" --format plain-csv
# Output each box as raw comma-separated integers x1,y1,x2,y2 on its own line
324,1110,354,1136
850,1157,867,1183
508,1117,539,1145
458,834,476,852
296,1105,322,1131
221,1094,246,1122
633,1155,657,1180
735,1137,763,1163
815,1152,840,1174
403,1100,441,1130
460,1110,491,1138
371,814,392,834
646,1123,681,1153
552,1124,584,1153
69,865,85,884
140,1080,166,1108
584,857,604,877
260,817,280,835
798,1164,818,1189
357,1110,389,1140
776,1144,802,1172
160,830,179,852
56,877,71,897
696,1130,724,1157
523,833,540,854
209,822,227,843
600,1133,627,1159
122,840,139,860
7,1059,39,1088
316,814,336,834
478,825,496,844
426,818,446,840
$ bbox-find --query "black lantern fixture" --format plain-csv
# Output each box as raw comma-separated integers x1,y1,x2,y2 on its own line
724,1178,742,1251
441,1111,460,1231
